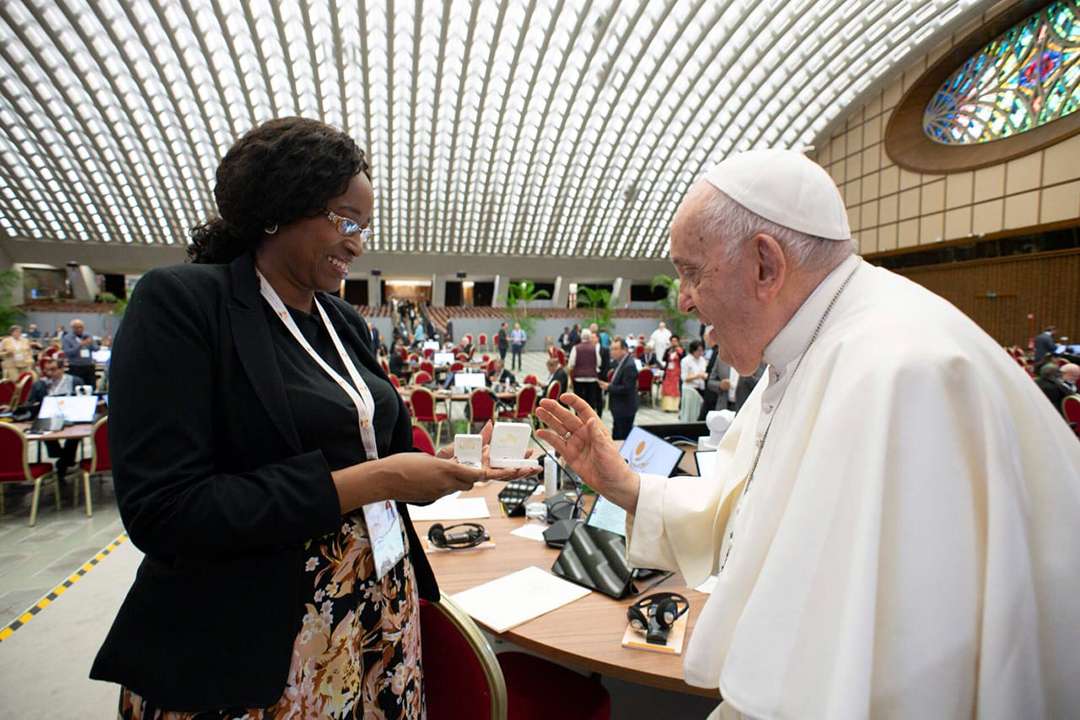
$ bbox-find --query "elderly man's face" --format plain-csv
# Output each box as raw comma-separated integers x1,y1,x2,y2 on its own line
71,321,83,334
670,183,763,374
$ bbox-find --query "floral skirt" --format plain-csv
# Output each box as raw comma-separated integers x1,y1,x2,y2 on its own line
119,512,425,719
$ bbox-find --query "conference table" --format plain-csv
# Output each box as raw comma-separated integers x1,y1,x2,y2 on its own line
411,476,717,699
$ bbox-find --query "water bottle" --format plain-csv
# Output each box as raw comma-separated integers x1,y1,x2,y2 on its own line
544,456,558,496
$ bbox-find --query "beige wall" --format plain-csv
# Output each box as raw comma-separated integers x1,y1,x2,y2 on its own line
814,8,1080,256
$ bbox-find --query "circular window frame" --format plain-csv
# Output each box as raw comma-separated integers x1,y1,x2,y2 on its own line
885,0,1080,174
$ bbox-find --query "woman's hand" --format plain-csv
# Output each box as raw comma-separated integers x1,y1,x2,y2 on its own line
535,393,640,513
333,453,483,513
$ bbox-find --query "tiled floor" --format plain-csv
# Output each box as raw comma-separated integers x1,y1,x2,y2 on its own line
0,351,712,717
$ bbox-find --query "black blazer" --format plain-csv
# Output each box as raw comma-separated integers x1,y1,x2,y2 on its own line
545,368,568,397
607,357,639,418
90,252,437,711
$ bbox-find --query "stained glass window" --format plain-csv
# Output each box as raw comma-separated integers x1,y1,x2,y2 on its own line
925,2,1080,145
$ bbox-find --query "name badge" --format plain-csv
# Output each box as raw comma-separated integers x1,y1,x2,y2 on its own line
80,348,90,358
13,353,23,362
362,501,406,579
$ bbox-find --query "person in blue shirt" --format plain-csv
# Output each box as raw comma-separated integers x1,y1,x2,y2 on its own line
509,322,527,371
61,318,99,388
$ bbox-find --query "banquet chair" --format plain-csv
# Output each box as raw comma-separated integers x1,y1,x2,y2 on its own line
74,415,109,517
467,388,495,432
523,374,538,386
413,371,433,385
498,386,538,424
412,423,437,455
420,360,435,376
637,369,654,406
478,333,488,352
0,378,15,406
11,375,33,410
1063,394,1080,439
420,596,611,720
0,423,60,526
410,387,448,446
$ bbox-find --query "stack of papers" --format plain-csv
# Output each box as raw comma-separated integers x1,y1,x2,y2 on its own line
451,566,591,632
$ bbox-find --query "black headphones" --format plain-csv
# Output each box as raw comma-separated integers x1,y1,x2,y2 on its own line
427,522,489,550
627,592,689,645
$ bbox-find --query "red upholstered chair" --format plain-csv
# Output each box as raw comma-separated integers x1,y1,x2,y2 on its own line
635,345,644,359
74,416,109,517
400,348,410,361
12,375,32,410
499,386,538,424
545,380,561,404
523,374,539,386
420,360,435,376
0,379,15,407
555,348,566,365
17,370,35,386
456,352,470,361
482,354,490,362
468,388,495,431
413,371,433,385
450,362,465,373
408,352,421,364
1063,394,1080,439
423,348,435,359
410,387,448,446
389,374,401,388
420,596,611,720
637,368,655,406
0,423,59,526
412,423,436,455
380,358,390,376
478,333,488,352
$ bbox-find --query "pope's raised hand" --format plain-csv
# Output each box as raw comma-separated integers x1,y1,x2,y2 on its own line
534,393,639,512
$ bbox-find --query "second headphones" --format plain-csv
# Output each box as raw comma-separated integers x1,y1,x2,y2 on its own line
427,522,490,550
627,592,689,645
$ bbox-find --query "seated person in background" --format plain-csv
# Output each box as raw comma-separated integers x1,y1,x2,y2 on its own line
29,358,83,489
487,358,516,388
1061,363,1079,394
544,357,568,398
640,341,660,368
1036,362,1071,413
388,340,409,378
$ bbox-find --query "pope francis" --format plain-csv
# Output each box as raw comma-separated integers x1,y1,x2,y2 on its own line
536,149,1080,720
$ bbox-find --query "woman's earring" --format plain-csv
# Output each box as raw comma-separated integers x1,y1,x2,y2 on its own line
264,224,278,235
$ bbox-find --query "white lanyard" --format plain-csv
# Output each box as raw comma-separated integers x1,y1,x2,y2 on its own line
257,269,379,462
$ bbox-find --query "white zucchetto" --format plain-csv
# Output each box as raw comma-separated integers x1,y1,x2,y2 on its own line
703,149,851,241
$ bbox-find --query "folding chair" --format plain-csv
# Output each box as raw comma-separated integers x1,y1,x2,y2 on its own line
0,423,60,526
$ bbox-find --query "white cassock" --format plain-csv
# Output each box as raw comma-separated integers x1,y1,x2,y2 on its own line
627,254,1080,720
650,327,672,358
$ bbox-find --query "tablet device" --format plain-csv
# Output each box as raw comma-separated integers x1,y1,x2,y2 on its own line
618,427,684,477
38,395,97,423
586,495,627,537
433,351,455,366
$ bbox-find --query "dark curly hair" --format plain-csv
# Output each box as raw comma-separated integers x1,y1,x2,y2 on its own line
187,117,370,264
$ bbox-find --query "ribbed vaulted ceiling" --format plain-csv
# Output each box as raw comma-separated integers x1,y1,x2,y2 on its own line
0,0,992,260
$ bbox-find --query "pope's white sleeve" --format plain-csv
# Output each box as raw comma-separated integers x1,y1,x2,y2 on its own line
625,473,680,571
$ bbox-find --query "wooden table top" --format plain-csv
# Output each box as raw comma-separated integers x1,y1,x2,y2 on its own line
397,387,516,402
413,480,716,698
11,420,95,441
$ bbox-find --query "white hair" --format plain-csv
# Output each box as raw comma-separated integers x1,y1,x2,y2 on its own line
580,329,592,341
699,188,854,273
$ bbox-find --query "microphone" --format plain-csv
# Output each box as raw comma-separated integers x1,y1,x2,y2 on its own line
527,424,586,548
486,390,514,408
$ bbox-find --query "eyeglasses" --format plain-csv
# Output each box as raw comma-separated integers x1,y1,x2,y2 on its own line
325,210,372,241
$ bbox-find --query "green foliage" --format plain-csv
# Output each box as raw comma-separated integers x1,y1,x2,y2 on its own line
576,286,615,331
650,273,694,337
0,270,26,330
502,280,550,335
99,292,128,319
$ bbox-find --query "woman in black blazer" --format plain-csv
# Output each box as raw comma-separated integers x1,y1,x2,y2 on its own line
92,118,534,718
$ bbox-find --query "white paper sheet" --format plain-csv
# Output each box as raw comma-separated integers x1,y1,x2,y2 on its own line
406,496,490,521
509,524,548,542
451,566,591,633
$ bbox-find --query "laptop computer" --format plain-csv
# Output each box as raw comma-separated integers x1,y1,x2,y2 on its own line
618,426,684,477
37,395,97,424
433,351,455,366
694,449,717,478
453,372,486,391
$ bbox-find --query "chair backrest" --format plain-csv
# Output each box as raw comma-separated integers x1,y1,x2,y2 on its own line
420,597,507,720
17,371,34,385
1063,395,1080,437
423,348,435,359
389,374,401,388
408,353,421,363
479,333,487,345
0,379,15,405
514,385,538,418
545,380,561,402
0,423,32,483
420,361,435,375
413,370,433,385
380,358,390,375
555,348,566,365
13,375,32,409
523,374,538,386
88,416,110,474
412,424,436,455
635,345,645,358
450,361,465,373
468,388,495,423
456,352,469,361
637,369,653,392
411,387,437,421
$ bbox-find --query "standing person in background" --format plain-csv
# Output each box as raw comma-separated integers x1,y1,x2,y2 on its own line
591,323,611,378
650,320,672,359
367,322,381,356
598,326,611,350
568,323,581,349
413,318,426,345
444,319,454,344
497,322,509,362
1034,325,1057,363
0,325,34,381
62,318,99,388
568,328,603,415
559,326,572,356
660,335,684,412
680,340,708,417
599,338,638,440
509,322,527,371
